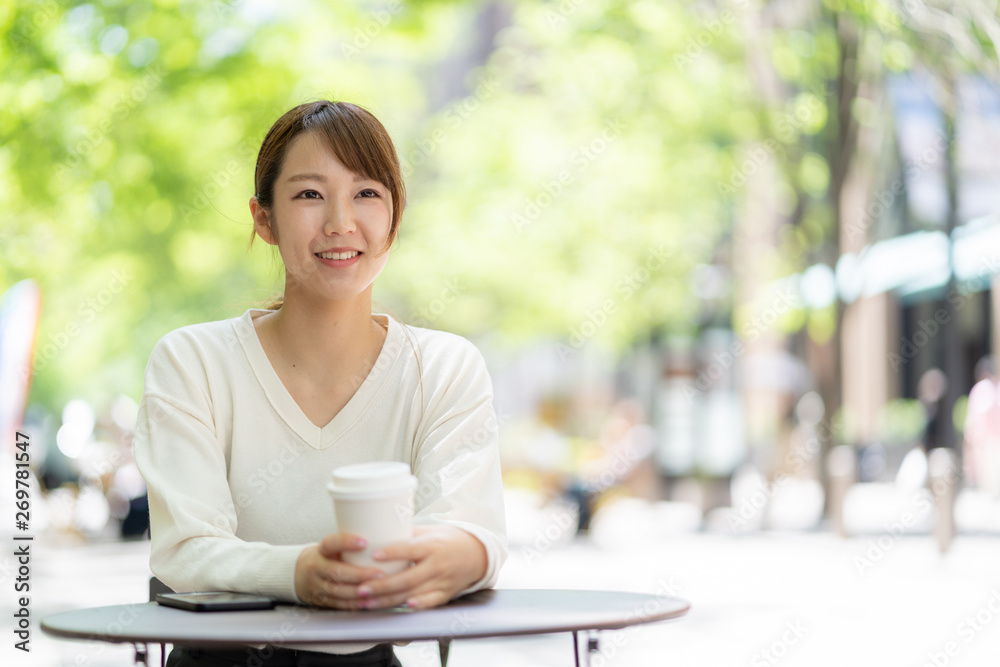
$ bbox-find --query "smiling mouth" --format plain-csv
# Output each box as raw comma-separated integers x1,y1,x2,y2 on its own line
315,251,361,260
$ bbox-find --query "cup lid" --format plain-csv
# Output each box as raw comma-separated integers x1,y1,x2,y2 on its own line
327,461,417,497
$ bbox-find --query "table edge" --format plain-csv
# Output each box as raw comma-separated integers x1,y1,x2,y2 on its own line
40,593,692,646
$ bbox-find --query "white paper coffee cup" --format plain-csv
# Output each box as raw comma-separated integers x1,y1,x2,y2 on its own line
327,462,418,574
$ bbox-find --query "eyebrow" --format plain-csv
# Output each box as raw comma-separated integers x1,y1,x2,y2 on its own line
285,172,372,184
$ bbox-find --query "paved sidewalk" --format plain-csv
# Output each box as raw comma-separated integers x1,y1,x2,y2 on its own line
7,530,1000,666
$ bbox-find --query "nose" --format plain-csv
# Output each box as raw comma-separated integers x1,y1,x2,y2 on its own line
323,197,357,235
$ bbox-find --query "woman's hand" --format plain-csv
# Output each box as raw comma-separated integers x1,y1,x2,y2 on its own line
349,524,488,611
294,534,389,609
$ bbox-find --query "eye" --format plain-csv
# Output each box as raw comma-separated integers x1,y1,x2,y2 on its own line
295,190,322,199
358,189,381,199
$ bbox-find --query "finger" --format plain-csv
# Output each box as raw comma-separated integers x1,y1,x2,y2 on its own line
313,568,386,607
402,589,450,611
371,539,430,564
309,583,347,607
359,588,416,610
321,562,385,587
357,560,431,599
313,574,361,603
318,533,367,558
361,577,447,611
358,560,456,609
311,584,368,610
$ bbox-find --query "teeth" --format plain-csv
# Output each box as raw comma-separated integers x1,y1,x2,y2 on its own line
317,251,360,260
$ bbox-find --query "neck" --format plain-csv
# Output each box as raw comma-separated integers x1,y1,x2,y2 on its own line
262,288,385,376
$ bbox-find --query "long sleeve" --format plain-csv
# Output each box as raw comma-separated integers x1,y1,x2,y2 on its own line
132,332,308,602
410,337,508,597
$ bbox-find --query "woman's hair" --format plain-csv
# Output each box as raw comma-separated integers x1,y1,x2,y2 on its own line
248,100,406,309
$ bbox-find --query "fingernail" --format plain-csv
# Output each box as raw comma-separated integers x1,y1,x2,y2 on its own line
372,550,384,559
358,586,372,596
357,538,368,547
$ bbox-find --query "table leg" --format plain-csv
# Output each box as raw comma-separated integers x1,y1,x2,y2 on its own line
160,642,166,667
438,638,451,667
572,631,581,667
133,644,148,666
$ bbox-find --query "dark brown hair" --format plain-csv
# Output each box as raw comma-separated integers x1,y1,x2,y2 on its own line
248,100,407,309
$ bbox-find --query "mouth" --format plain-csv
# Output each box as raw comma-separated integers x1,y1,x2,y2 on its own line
315,251,361,260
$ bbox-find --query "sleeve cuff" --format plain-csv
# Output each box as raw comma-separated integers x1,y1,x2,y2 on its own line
254,544,312,603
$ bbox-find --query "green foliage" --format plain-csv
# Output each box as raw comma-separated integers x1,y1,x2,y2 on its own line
2,0,752,416
4,1,307,412
4,0,997,420
380,0,749,350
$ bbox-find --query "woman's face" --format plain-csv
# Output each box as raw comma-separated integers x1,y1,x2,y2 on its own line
252,131,393,305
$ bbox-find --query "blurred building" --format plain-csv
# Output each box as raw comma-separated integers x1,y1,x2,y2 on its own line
805,73,1000,472
648,73,1000,519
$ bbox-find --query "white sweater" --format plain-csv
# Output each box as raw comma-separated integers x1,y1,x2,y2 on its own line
133,308,507,653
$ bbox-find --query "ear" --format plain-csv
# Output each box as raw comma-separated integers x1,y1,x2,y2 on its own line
250,197,277,245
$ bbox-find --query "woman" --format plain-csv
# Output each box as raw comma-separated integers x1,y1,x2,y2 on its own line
133,100,507,666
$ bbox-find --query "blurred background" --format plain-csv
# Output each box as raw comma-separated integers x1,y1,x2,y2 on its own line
3,0,1000,665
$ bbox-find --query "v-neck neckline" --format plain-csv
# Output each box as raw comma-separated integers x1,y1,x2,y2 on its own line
235,308,403,449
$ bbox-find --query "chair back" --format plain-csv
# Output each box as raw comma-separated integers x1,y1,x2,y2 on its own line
149,576,175,602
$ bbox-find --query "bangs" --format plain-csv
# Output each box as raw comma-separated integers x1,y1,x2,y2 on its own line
303,104,397,190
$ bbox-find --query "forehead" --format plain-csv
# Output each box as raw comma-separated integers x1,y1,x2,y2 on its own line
279,131,350,177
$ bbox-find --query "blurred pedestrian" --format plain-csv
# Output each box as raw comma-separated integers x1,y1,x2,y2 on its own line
918,368,949,453
919,368,959,553
569,398,656,532
963,356,1000,496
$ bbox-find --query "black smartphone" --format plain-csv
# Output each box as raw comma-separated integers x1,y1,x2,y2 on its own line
155,592,277,612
